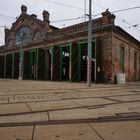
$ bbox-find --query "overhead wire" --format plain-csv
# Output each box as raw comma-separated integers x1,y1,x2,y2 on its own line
51,16,84,23
0,26,11,28
0,6,140,29
92,5,140,30
50,5,140,24
111,6,140,13
0,0,138,28
133,23,140,27
44,0,84,11
108,0,121,8
0,1,139,23
90,2,140,40
0,1,140,36
0,14,16,19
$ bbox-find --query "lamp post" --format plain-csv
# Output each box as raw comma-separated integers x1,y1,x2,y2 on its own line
84,0,87,21
18,32,24,80
87,0,92,87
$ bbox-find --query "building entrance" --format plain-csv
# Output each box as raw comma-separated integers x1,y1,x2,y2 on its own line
61,46,70,81
80,43,87,81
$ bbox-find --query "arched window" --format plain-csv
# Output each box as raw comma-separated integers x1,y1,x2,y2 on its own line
15,26,32,44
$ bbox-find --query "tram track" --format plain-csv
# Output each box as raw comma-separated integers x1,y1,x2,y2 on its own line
0,99,139,118
0,89,139,105
0,82,139,131
0,112,140,127
0,84,140,97
0,87,139,107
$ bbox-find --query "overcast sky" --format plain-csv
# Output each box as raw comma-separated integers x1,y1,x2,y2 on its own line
0,0,140,46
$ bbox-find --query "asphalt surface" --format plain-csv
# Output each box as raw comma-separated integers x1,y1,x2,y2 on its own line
0,79,140,140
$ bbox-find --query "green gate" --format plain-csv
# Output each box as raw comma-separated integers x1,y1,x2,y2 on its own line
14,53,19,79
23,51,30,79
0,55,4,78
29,50,37,80
37,48,45,80
134,53,137,81
5,54,12,78
52,46,60,80
70,43,80,81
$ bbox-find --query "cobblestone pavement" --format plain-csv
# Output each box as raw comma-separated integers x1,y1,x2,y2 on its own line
0,79,140,140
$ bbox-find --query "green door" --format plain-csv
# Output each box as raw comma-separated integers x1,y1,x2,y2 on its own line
6,54,12,78
134,53,137,81
70,43,79,81
24,51,30,79
37,48,45,80
14,53,19,79
0,55,4,78
120,47,124,73
29,51,37,80
53,46,60,81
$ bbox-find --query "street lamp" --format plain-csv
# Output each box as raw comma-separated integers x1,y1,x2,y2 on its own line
84,0,87,21
87,0,92,87
18,32,24,80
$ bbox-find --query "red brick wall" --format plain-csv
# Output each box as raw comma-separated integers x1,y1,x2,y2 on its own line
102,31,113,83
113,32,140,83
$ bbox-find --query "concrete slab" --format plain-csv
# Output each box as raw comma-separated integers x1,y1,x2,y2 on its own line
115,102,140,108
0,126,33,140
90,121,140,140
49,108,100,120
27,100,81,111
49,103,132,121
0,112,48,124
0,91,7,95
0,80,139,139
89,104,132,117
9,94,61,103
137,120,140,124
34,123,102,140
0,96,8,104
108,94,140,102
56,93,80,100
80,88,134,96
73,98,117,106
130,107,140,113
0,103,30,115
112,102,140,113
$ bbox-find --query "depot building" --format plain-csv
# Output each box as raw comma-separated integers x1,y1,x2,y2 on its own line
0,5,140,83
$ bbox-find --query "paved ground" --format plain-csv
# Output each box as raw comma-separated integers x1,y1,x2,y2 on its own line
0,79,140,140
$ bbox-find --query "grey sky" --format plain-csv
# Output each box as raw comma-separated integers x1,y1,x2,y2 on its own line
0,0,140,46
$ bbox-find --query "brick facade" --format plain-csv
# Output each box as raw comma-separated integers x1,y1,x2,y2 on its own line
0,6,140,83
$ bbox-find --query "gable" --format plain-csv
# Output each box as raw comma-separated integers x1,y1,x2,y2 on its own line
4,5,57,48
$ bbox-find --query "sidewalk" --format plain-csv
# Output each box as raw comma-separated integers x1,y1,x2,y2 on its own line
0,79,140,140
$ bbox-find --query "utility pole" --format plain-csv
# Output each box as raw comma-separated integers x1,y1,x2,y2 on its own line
87,0,92,87
18,32,24,81
84,0,87,21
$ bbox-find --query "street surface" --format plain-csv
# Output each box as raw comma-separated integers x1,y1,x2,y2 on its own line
0,79,140,140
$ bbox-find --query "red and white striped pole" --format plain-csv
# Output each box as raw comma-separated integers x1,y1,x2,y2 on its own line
87,0,92,87
87,57,91,86
94,59,96,82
